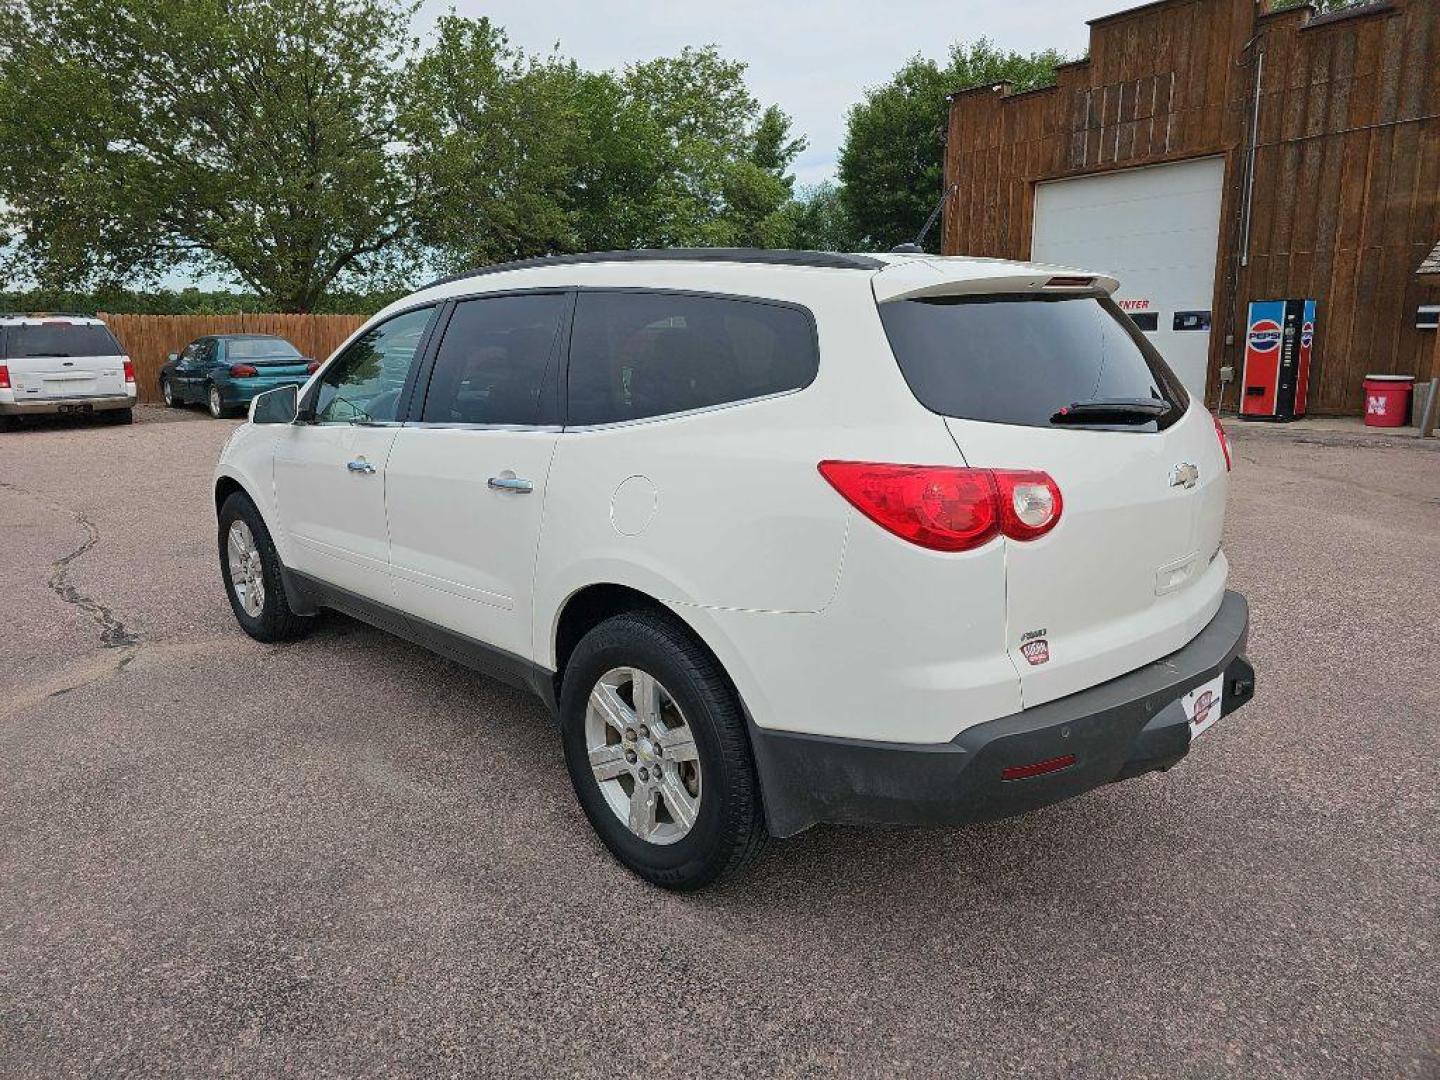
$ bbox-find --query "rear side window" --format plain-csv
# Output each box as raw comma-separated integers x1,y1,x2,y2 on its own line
567,291,818,426
421,293,566,425
2,323,123,359
878,294,1189,430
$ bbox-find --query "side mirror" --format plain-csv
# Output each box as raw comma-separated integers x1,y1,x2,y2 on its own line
250,384,299,425
167,352,179,363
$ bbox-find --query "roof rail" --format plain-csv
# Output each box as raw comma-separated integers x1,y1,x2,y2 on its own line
0,311,99,320
419,248,886,291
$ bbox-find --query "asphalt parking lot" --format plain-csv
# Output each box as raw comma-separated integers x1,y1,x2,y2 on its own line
1,406,1436,1078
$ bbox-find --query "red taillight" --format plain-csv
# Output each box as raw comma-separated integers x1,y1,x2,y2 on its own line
0,364,10,389
1212,413,1232,471
1001,754,1076,781
817,461,1062,552
306,360,320,375
229,363,259,377
122,359,135,383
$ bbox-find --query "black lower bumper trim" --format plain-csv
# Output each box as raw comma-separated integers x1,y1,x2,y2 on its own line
751,591,1254,837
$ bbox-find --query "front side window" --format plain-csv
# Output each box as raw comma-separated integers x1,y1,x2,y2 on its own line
420,293,566,425
313,306,434,424
567,291,818,426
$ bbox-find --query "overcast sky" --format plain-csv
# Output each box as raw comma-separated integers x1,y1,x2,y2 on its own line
418,0,1136,187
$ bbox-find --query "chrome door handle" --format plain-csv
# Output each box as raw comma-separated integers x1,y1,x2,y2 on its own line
346,459,376,474
488,475,534,493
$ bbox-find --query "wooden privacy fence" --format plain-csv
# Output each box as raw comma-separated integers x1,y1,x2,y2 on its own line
100,313,367,404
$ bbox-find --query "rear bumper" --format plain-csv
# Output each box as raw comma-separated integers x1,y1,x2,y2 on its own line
0,393,135,416
750,590,1255,837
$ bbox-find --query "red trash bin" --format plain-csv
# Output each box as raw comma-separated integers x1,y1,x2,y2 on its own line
1363,375,1414,428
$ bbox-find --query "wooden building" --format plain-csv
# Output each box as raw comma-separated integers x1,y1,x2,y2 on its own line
941,0,1439,416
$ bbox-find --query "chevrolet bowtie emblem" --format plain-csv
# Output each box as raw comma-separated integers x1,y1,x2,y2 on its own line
1169,462,1200,489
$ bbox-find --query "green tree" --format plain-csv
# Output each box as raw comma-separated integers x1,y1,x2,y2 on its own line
407,35,806,271
0,0,418,311
838,39,1067,252
777,182,860,252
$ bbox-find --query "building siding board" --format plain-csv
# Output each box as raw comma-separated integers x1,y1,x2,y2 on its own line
942,0,1439,415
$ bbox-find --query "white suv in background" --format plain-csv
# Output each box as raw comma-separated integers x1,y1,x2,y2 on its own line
214,249,1256,889
0,315,136,428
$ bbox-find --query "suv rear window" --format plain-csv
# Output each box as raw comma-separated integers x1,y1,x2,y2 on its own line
877,294,1189,430
568,291,818,426
1,323,123,359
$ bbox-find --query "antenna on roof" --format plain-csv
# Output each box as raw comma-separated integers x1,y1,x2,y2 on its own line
891,183,959,254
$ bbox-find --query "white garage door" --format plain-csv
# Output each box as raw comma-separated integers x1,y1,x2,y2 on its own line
1031,157,1225,398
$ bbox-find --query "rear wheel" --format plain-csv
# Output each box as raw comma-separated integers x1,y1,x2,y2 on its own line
207,382,236,419
104,407,134,425
218,492,312,642
560,611,767,890
0,415,18,432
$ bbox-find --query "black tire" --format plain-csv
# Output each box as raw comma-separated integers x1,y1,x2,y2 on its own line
0,414,18,432
207,382,236,419
104,407,134,424
560,611,767,890
160,377,180,408
217,492,312,643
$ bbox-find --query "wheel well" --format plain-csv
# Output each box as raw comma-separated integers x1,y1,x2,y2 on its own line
214,476,246,514
551,582,745,710
553,584,669,680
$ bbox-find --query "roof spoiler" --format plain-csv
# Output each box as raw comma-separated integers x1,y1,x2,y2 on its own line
871,259,1119,303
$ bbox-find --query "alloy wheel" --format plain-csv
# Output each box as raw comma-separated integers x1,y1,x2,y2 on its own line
585,666,702,845
162,378,173,406
208,384,223,418
226,519,266,617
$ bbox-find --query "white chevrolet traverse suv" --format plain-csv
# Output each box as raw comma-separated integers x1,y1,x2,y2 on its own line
215,249,1255,889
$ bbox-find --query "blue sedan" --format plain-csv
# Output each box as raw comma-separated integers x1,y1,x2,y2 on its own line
158,334,317,418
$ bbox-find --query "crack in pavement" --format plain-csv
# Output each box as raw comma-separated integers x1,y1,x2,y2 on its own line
46,510,141,648
0,480,141,649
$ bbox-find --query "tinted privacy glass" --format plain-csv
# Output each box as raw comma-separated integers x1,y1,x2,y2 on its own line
878,294,1189,430
3,324,123,359
313,307,433,424
422,293,566,425
228,338,300,360
568,291,818,426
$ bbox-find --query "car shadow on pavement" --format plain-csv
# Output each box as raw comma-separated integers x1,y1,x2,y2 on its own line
297,608,1189,921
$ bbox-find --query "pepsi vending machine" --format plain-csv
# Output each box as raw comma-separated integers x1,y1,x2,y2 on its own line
1240,299,1316,420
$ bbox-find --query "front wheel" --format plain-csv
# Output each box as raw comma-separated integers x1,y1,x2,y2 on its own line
218,492,312,642
560,611,767,890
161,377,179,408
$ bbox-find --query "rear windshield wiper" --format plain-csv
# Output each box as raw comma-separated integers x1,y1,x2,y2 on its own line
1050,398,1171,425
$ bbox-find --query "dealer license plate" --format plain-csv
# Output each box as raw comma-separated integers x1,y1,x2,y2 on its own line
1183,673,1225,741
